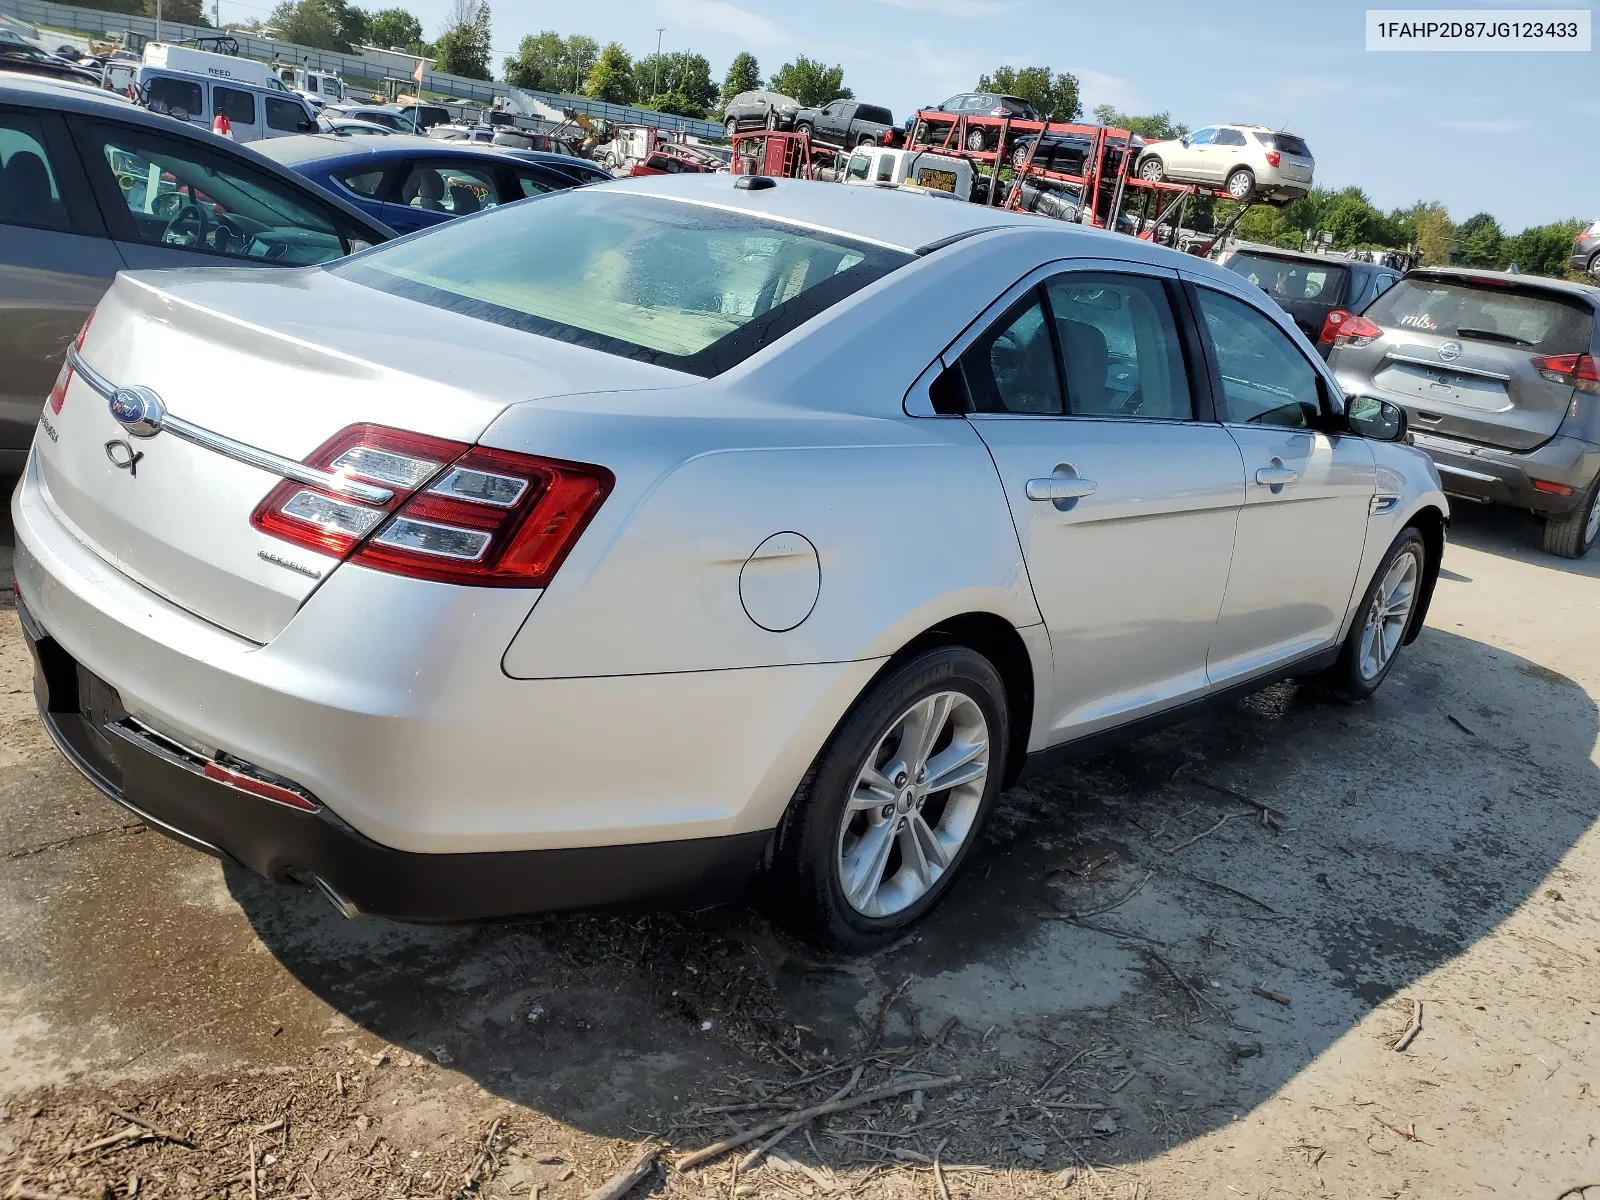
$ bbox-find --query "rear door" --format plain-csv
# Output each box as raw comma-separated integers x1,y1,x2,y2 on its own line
960,262,1245,742
1187,280,1374,682
1349,276,1595,451
212,84,263,142
0,106,121,466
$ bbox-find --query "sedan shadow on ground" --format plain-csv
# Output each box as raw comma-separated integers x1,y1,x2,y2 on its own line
222,607,1600,1172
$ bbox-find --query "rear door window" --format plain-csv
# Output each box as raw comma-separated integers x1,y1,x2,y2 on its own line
146,75,203,121
213,86,256,126
1045,272,1194,420
1213,128,1246,146
338,167,386,197
959,291,1062,414
0,109,71,232
397,161,500,215
1364,278,1595,353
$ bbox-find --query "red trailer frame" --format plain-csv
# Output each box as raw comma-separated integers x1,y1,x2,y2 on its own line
729,130,844,180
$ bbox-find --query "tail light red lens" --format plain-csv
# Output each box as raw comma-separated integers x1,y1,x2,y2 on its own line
1333,314,1383,348
1318,308,1353,344
46,309,97,415
251,424,613,588
1533,353,1600,395
1264,149,1281,168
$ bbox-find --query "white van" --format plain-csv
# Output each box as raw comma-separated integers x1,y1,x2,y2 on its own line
135,45,317,141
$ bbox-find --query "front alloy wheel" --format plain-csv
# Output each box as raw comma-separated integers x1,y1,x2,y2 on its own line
1319,527,1427,701
837,691,989,918
766,646,1009,952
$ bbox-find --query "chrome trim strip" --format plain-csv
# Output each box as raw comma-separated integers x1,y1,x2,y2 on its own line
1382,351,1511,382
65,346,394,506
1434,462,1501,484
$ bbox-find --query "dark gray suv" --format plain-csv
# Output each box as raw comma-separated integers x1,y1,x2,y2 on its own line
1330,268,1600,557
1572,219,1600,279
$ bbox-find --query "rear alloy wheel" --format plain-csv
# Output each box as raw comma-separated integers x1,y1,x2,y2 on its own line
1541,476,1600,558
965,127,988,152
1588,251,1600,282
1138,156,1164,182
766,646,1009,952
766,108,780,130
724,117,738,137
857,134,876,148
1318,528,1427,701
1225,166,1256,201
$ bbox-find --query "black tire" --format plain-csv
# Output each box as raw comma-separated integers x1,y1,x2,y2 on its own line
724,117,738,137
856,133,876,148
1011,142,1031,169
765,108,780,130
1541,476,1600,558
1137,156,1164,182
965,127,987,152
1318,527,1428,702
1225,166,1256,202
766,646,1010,953
795,121,812,139
1588,250,1600,282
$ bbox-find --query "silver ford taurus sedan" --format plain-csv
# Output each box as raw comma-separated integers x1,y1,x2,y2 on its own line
13,174,1448,951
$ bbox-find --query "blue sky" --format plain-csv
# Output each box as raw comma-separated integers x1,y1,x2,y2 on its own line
221,0,1596,229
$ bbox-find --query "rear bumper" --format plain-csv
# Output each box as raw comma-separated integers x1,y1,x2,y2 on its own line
1571,238,1598,272
1409,431,1600,515
19,597,770,920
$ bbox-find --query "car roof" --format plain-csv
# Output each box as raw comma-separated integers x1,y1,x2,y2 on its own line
1408,266,1600,302
1226,242,1357,266
252,132,511,166
607,172,1223,266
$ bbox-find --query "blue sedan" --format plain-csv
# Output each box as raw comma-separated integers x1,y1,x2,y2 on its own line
252,135,583,235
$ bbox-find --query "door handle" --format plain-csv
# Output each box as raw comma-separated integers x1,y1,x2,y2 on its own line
1254,459,1298,492
1025,466,1098,512
1026,476,1099,501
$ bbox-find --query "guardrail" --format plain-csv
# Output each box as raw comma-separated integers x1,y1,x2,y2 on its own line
0,0,725,138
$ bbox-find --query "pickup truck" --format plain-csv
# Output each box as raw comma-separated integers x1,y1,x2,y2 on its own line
794,99,896,149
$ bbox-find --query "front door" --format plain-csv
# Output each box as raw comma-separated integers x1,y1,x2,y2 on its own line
1186,280,1376,683
961,264,1245,743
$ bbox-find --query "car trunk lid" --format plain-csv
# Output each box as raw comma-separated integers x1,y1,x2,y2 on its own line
1356,275,1596,451
34,267,688,644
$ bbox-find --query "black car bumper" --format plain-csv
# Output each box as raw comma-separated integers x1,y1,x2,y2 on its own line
19,600,770,921
1411,431,1600,515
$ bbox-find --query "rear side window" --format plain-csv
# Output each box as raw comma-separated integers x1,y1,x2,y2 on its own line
0,110,70,232
146,75,203,120
1213,128,1247,146
1195,287,1321,428
332,190,913,376
339,168,385,196
960,292,1061,414
214,86,256,125
265,95,308,132
1225,252,1349,306
858,105,892,125
1255,132,1311,157
1364,278,1595,354
397,161,499,215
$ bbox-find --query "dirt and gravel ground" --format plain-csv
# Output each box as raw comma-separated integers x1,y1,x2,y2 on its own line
1,498,1598,1200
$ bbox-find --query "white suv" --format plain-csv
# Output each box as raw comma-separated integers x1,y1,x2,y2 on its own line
1137,124,1314,203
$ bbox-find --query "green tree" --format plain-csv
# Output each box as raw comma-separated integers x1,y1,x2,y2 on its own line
768,56,850,107
269,0,364,51
505,33,601,94
433,0,490,79
1091,104,1185,140
1502,218,1586,277
719,51,760,108
1414,204,1455,266
145,0,210,23
639,92,704,118
978,65,1080,122
363,7,423,51
635,51,715,108
584,42,636,104
1456,212,1504,267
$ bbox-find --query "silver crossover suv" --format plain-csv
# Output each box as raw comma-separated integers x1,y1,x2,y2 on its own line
1330,268,1600,557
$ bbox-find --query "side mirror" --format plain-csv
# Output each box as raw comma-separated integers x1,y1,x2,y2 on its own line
1179,135,1190,148
1346,394,1408,442
299,117,318,132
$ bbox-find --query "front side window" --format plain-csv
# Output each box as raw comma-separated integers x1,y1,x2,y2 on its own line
1045,273,1193,420
0,110,69,232
90,123,345,266
146,76,203,120
265,95,309,132
1195,287,1321,428
397,161,499,215
1188,126,1217,146
845,153,871,181
516,171,556,197
213,85,256,125
959,292,1061,414
332,190,912,376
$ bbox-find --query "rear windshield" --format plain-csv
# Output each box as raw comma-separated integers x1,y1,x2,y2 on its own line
857,105,893,126
1364,278,1596,353
332,190,913,376
1255,132,1311,157
1226,252,1349,306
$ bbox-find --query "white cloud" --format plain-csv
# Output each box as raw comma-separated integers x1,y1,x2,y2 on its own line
654,0,788,45
1438,118,1527,133
871,0,1017,15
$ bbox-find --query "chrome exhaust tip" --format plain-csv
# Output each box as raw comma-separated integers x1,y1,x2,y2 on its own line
314,875,360,919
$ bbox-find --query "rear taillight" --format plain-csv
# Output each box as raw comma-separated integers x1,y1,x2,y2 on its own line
1318,308,1353,345
1533,353,1600,394
251,424,613,588
46,309,97,415
1264,149,1281,168
1334,314,1383,348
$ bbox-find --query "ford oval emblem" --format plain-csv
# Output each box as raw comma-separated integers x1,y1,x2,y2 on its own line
1437,341,1463,362
108,386,166,439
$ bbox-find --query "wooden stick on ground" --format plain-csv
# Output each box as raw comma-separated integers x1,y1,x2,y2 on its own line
738,1065,863,1173
109,1108,194,1148
1056,873,1151,919
1165,813,1239,854
677,1075,962,1170
249,1139,260,1200
68,1126,148,1156
1192,779,1287,821
581,1143,660,1200
1392,1000,1423,1051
